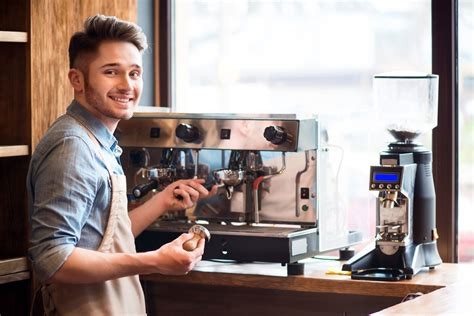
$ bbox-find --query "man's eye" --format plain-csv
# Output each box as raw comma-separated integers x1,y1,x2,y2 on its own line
130,71,142,78
105,70,118,75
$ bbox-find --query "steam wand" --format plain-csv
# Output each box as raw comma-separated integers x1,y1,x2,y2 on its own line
252,152,286,223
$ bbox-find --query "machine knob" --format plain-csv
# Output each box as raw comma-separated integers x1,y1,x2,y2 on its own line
263,126,290,145
175,123,200,143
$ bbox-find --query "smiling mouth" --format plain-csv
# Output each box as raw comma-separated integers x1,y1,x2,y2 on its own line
109,96,133,103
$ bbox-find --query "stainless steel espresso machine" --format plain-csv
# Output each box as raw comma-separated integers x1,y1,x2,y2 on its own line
116,112,362,275
342,73,442,280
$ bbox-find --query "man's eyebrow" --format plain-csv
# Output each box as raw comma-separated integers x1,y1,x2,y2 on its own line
100,63,142,69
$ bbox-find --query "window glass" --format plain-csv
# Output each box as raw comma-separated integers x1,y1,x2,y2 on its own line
458,0,474,263
172,0,431,248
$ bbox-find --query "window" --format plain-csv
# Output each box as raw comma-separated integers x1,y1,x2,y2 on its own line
458,0,474,263
171,0,432,246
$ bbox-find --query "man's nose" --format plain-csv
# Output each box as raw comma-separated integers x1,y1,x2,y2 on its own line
117,75,133,90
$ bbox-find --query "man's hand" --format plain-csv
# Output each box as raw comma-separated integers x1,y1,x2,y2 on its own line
45,233,206,284
149,232,206,275
129,178,217,237
159,178,218,211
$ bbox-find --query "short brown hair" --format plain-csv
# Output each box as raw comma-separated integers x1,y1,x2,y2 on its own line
68,14,148,69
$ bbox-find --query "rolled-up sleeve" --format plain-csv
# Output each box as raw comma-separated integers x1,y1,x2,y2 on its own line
28,135,99,282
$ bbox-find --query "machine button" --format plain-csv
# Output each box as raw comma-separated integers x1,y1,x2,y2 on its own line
300,187,309,199
371,184,376,189
301,205,309,212
149,127,160,138
395,184,400,189
220,128,231,139
379,184,384,189
387,184,392,189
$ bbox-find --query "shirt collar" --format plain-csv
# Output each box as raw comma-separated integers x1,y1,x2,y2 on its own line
66,99,119,155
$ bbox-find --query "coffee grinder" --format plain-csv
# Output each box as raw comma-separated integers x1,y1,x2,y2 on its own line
342,73,442,280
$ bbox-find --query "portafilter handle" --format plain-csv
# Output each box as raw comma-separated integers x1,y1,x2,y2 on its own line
174,179,216,201
132,180,158,199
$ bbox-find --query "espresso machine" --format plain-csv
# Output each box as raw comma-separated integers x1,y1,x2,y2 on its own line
343,73,442,280
116,113,362,275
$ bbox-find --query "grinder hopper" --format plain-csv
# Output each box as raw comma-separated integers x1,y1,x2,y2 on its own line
373,72,439,143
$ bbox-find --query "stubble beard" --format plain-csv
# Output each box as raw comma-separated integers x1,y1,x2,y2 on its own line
84,78,134,121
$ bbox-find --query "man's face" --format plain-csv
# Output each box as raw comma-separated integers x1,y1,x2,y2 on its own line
81,41,143,129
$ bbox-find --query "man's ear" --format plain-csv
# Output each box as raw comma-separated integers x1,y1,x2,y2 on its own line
68,68,85,93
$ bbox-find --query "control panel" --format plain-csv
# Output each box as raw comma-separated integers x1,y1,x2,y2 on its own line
116,114,318,152
369,166,404,191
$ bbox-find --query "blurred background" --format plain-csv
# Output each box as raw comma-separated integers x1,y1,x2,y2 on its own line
156,0,473,262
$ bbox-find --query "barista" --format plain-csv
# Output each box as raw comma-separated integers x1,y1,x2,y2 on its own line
27,15,217,315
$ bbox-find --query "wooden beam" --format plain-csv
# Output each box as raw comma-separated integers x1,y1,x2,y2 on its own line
431,0,457,262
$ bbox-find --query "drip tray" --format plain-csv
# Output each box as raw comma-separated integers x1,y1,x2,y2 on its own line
138,222,319,264
148,221,310,238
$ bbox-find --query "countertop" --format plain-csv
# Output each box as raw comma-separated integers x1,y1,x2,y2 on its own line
141,258,474,315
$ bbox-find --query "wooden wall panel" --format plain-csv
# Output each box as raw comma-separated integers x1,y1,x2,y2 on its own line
30,0,137,149
0,156,29,259
0,0,28,31
0,43,29,146
0,280,30,316
0,0,29,147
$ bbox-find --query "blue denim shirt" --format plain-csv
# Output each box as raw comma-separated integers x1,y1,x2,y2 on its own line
27,100,124,282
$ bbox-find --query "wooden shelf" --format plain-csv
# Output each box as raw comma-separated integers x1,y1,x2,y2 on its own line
0,257,29,276
0,257,30,284
0,271,30,285
0,31,28,43
0,145,29,158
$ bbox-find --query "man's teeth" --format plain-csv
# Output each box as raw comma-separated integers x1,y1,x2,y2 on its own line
111,96,130,102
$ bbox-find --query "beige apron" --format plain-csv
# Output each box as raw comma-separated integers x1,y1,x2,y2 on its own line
41,121,146,315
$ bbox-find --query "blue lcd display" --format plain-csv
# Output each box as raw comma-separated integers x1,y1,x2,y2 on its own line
373,172,399,183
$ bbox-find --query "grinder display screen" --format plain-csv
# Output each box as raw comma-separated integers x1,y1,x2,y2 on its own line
373,172,399,183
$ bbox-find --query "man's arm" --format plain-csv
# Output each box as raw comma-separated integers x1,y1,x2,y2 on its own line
128,178,217,237
48,232,205,284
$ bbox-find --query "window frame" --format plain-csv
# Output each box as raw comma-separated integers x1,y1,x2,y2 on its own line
154,0,172,107
431,0,457,263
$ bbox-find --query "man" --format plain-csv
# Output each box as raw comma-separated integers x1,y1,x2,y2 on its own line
27,14,216,315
